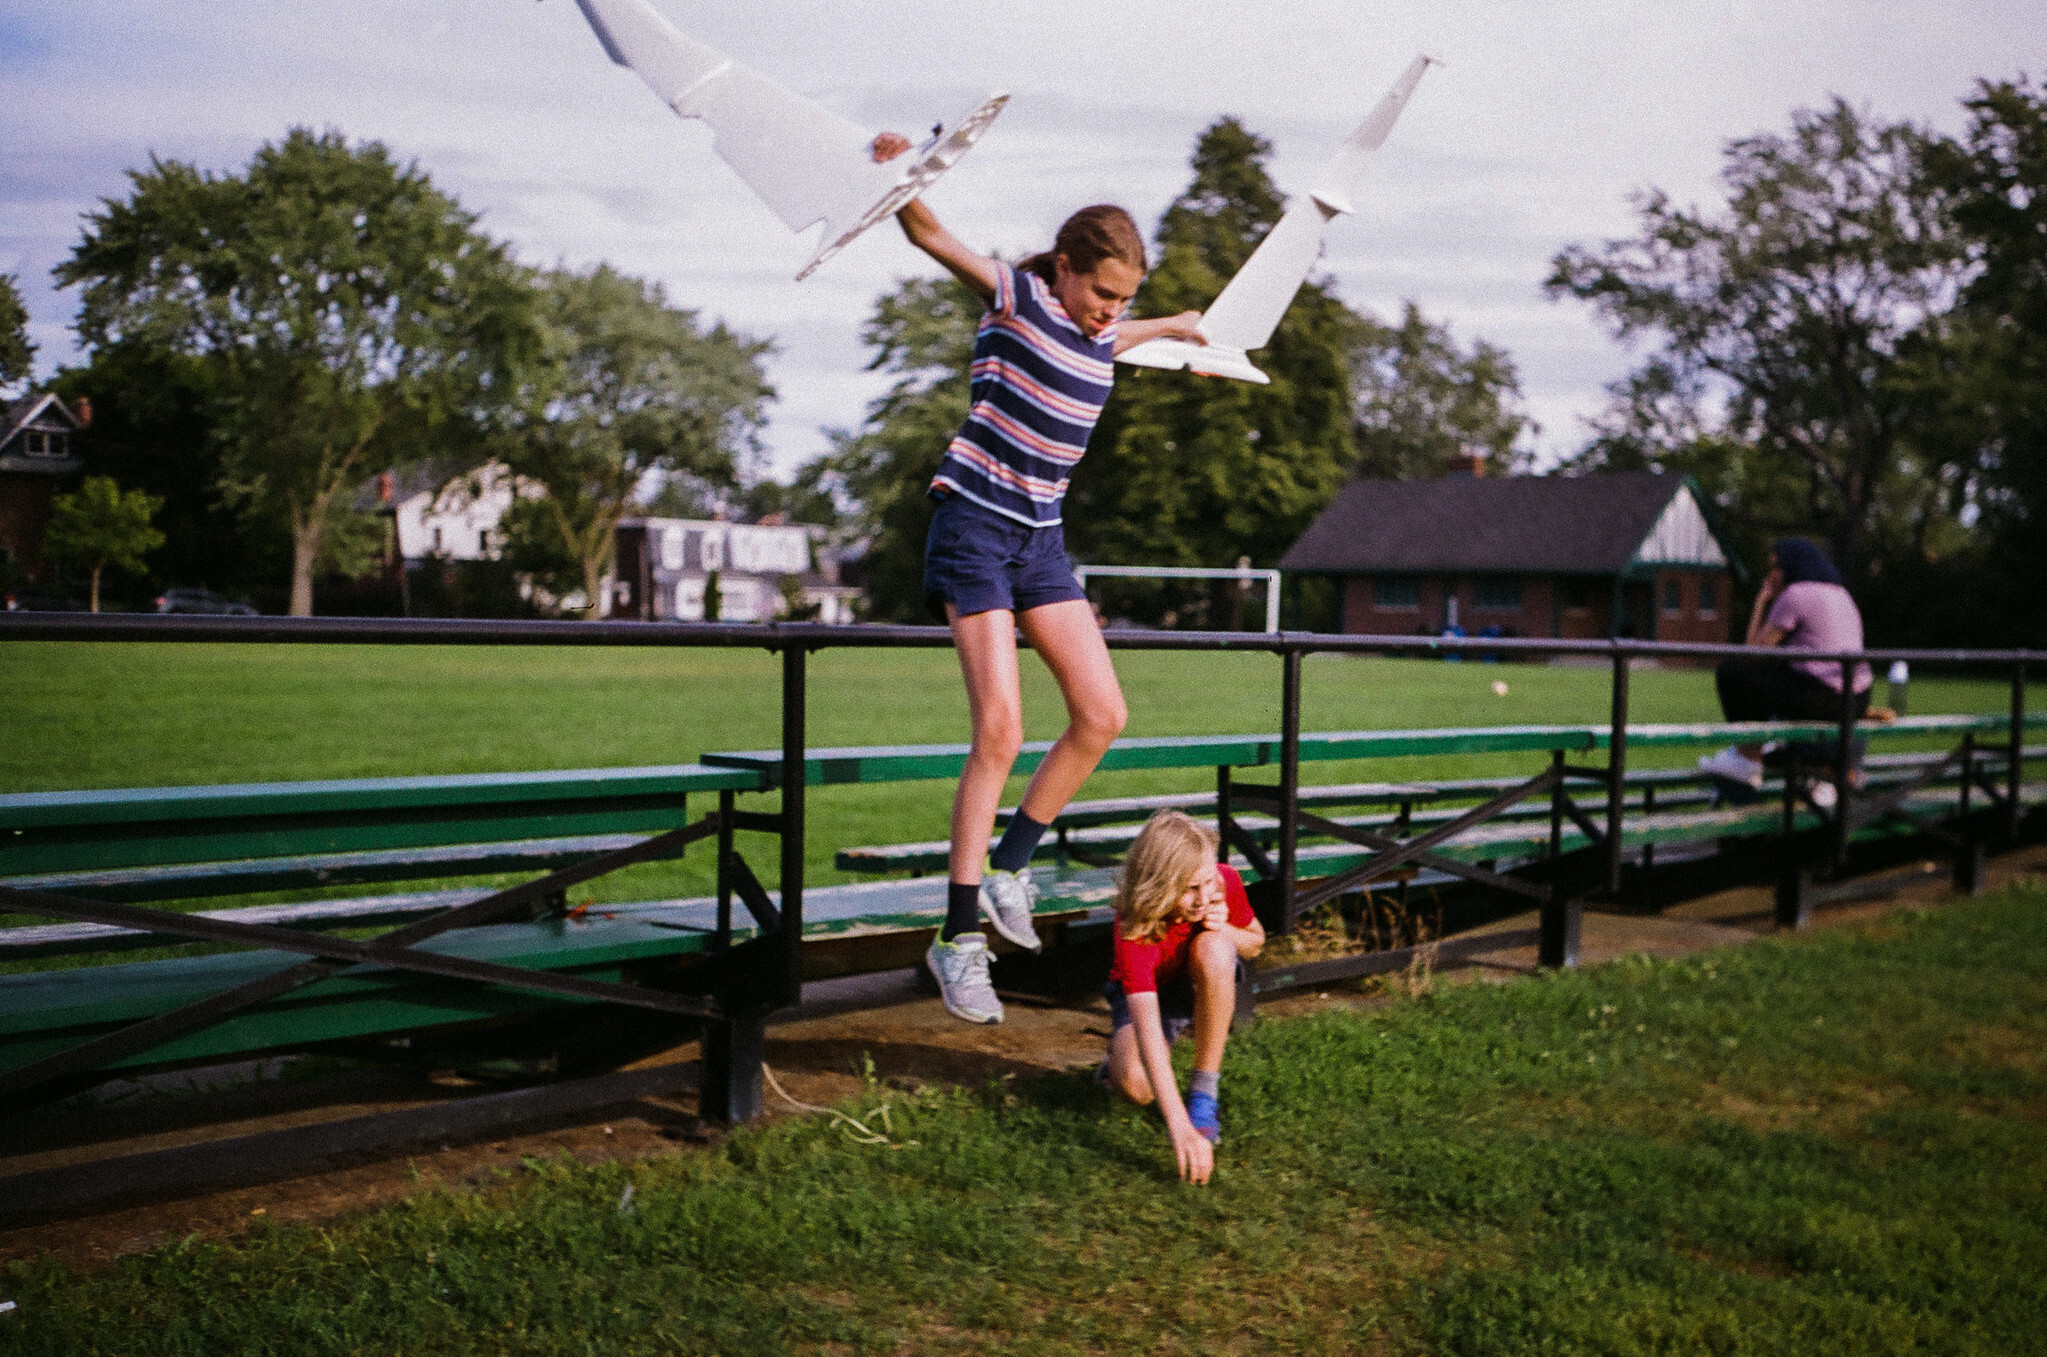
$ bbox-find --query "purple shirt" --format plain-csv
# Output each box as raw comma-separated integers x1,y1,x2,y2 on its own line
1767,581,1872,692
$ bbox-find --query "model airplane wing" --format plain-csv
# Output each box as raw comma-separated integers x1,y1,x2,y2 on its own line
1118,53,1437,384
573,0,1008,280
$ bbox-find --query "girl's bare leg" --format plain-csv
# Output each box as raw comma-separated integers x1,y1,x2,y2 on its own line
1188,929,1237,1075
946,605,1025,886
1106,1023,1154,1104
1013,598,1128,822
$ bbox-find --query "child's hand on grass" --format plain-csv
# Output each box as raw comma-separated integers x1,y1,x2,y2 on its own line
1171,1119,1215,1184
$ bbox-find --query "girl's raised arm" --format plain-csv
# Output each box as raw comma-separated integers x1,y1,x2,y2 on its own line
873,133,999,303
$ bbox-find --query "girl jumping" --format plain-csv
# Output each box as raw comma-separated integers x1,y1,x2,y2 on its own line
871,133,1208,1025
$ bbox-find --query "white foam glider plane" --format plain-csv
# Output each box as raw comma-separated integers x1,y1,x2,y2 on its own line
572,0,1009,280
1117,54,1438,385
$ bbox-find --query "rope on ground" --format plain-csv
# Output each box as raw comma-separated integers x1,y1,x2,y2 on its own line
761,1062,895,1145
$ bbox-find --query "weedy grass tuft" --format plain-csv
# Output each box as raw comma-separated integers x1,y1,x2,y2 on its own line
5,887,2045,1355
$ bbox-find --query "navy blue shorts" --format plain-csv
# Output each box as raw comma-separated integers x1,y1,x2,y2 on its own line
923,492,1086,619
1104,978,1196,1046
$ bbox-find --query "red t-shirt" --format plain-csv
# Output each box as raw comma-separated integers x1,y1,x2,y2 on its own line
1110,862,1255,995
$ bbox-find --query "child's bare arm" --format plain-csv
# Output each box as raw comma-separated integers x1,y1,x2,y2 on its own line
1197,896,1265,960
871,132,1000,303
1127,992,1214,1184
1113,312,1207,355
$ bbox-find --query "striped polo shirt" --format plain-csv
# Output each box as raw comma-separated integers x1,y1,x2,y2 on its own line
929,261,1118,527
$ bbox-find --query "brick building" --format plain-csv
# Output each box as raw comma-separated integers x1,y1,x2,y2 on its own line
1280,470,1739,642
0,393,87,579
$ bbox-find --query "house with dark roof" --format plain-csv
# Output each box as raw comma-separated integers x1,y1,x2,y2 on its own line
0,393,88,578
1280,470,1740,642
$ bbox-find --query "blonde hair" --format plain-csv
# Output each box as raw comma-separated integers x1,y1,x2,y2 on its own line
1114,810,1218,944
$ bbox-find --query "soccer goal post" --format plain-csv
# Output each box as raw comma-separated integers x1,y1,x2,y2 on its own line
1072,563,1283,634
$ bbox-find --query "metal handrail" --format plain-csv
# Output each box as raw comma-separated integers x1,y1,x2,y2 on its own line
1,612,2039,667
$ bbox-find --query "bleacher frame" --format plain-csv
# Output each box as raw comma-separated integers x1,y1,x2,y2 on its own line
0,613,2038,1216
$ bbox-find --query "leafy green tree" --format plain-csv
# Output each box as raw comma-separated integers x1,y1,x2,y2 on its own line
1547,99,1968,591
52,345,280,597
1908,76,2047,642
1351,302,1532,479
57,128,540,616
44,475,164,611
826,117,1530,626
0,273,32,391
822,275,979,620
1071,117,1366,625
498,264,773,617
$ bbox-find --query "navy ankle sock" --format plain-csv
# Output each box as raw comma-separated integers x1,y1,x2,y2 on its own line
941,881,982,941
989,810,1049,873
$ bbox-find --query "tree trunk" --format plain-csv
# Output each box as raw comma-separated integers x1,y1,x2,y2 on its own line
580,552,607,621
89,563,103,614
290,519,322,618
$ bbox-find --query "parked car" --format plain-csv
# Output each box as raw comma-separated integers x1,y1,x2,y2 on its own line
4,587,85,612
155,587,258,616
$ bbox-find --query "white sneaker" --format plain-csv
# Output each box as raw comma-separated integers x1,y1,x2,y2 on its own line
1698,747,1764,789
979,865,1043,953
925,932,1003,1024
1806,780,1838,811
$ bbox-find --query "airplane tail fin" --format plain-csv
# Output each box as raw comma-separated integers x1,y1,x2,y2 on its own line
1309,54,1437,216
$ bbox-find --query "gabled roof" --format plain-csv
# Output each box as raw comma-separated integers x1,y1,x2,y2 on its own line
1,392,85,445
1280,472,1732,576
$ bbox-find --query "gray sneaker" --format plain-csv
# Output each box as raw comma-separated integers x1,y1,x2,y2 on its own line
926,932,1003,1024
979,865,1043,953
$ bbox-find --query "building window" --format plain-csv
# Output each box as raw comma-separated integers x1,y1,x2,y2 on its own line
478,528,490,555
1698,579,1719,619
1662,578,1684,615
1473,577,1522,610
1561,580,1593,613
23,432,43,455
1374,577,1419,610
431,526,444,554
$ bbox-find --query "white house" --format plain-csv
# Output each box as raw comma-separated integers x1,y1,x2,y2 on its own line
370,461,530,563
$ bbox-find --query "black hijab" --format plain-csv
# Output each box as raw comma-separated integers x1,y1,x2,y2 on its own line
1773,538,1844,588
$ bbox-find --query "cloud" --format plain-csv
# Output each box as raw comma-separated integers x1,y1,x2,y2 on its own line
2,0,2038,477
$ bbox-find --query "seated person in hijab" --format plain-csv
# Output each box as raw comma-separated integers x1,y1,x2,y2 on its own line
1697,538,1873,808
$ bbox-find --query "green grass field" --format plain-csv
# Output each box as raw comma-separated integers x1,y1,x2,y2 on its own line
0,641,2029,902
5,884,2043,1355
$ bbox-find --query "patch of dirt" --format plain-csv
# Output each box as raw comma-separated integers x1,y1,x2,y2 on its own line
7,841,2044,1276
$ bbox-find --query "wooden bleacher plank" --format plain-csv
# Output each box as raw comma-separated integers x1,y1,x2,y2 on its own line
0,833,673,906
0,763,765,831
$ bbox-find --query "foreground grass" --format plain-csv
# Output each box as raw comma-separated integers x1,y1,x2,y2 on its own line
6,886,2044,1355
0,643,2026,902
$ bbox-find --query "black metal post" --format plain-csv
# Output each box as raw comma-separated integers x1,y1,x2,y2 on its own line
1277,647,1302,935
1833,659,1856,869
700,1013,764,1124
1775,746,1808,928
1539,747,1580,969
715,789,735,951
779,642,807,1008
1641,783,1657,872
2010,662,2026,842
1605,650,1630,896
1548,750,1565,860
1215,764,1232,864
1955,731,1983,895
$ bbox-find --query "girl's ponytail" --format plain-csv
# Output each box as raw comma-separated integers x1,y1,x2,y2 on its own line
1022,204,1147,286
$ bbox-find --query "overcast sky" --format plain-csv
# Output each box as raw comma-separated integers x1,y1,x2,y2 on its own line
1,1,2037,479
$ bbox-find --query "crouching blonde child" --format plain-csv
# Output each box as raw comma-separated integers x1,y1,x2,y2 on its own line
1102,811,1265,1184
